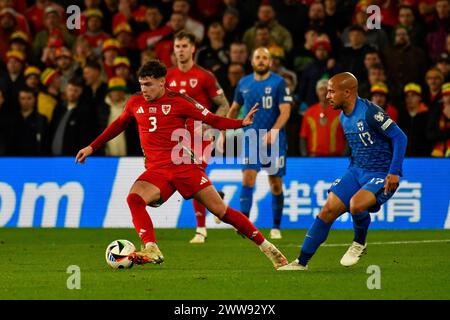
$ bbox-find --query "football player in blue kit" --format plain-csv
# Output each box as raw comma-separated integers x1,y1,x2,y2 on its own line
279,72,408,270
220,47,292,239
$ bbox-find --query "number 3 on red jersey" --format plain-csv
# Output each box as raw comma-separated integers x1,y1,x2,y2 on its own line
149,116,157,132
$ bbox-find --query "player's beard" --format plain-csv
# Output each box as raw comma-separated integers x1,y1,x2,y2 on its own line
254,65,270,76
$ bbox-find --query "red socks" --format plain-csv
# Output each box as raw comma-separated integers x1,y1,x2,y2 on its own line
127,193,156,244
221,206,265,245
193,199,206,228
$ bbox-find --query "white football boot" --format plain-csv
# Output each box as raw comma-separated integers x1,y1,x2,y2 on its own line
189,228,207,244
259,240,288,269
270,228,282,239
340,241,367,267
277,259,308,271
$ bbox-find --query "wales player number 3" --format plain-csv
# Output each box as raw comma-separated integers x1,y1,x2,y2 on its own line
149,116,157,132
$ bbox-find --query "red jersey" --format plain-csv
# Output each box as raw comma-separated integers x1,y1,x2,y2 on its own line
166,64,224,163
166,64,223,110
300,103,346,156
90,90,242,170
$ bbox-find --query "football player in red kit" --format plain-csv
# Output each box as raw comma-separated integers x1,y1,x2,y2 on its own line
75,60,288,269
166,31,230,244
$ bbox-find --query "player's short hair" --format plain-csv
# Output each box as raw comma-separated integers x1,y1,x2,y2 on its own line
255,22,270,32
174,30,196,44
137,60,167,79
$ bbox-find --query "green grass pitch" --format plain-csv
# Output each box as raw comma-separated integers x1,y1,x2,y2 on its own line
1,228,449,300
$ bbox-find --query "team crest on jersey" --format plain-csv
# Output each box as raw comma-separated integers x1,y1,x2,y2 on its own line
162,104,171,115
169,80,177,87
357,121,364,132
189,79,198,88
374,111,384,122
265,87,272,94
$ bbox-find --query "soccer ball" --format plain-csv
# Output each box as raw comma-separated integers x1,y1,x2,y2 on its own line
105,239,136,269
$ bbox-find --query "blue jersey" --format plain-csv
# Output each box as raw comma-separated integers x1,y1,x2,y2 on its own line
234,72,291,134
340,97,399,173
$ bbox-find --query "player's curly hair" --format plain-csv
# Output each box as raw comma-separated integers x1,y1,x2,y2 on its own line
137,60,167,79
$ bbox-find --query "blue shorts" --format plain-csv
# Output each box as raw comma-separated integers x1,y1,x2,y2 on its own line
329,167,396,212
242,136,286,176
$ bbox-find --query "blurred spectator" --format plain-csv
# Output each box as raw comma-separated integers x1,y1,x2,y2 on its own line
25,0,64,34
426,0,450,61
435,52,450,82
102,38,121,79
0,50,26,114
292,27,319,73
113,56,139,93
32,7,75,64
370,82,399,122
154,12,187,68
77,0,102,35
359,63,387,99
307,1,340,54
0,8,26,61
140,48,157,67
229,41,251,72
113,0,147,27
338,25,376,81
384,26,428,100
397,4,426,49
82,59,108,116
222,62,245,103
252,22,277,52
113,22,140,73
243,3,293,53
215,40,250,85
73,36,95,69
97,77,140,156
9,31,31,58
0,1,30,34
427,82,450,157
222,7,242,47
298,36,339,106
195,22,229,74
269,45,297,90
341,8,389,52
172,0,205,43
55,46,81,94
424,67,444,109
23,66,41,92
300,79,346,156
14,87,49,156
398,83,432,156
50,77,98,156
79,9,111,56
38,67,61,122
137,5,172,50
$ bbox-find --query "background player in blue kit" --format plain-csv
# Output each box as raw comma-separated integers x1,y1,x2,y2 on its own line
279,72,408,270
220,47,292,239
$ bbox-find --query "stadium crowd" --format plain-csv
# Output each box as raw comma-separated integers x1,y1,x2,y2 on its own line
0,0,449,158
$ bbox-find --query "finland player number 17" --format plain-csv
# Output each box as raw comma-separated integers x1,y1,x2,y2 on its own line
359,132,374,146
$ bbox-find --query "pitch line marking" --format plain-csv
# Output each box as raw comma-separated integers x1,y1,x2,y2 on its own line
280,239,450,248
